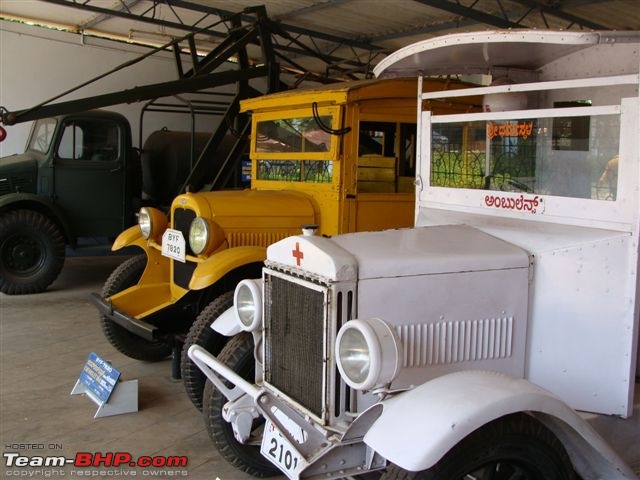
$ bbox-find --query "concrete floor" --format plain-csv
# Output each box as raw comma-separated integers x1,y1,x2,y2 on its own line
0,255,270,480
1,255,639,479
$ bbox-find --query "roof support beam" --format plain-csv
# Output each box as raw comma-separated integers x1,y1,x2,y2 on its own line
412,0,523,28
412,0,606,30
39,0,228,38
164,0,385,52
368,18,477,42
275,0,353,21
36,0,384,79
77,0,142,30
508,0,607,29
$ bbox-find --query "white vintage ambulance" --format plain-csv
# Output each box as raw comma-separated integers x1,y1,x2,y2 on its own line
189,30,640,480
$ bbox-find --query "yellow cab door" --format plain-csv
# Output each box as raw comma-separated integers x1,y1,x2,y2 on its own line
348,118,416,232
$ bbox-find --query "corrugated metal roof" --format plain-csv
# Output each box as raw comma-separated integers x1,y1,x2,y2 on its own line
1,0,638,82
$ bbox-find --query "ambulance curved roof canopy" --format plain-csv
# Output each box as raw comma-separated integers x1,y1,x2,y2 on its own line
374,30,640,79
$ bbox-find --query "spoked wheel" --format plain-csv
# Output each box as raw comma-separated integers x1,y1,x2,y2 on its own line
0,210,65,295
382,413,576,480
181,291,233,411
202,332,280,478
100,254,171,361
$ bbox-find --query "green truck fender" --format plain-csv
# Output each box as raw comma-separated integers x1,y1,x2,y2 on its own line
0,192,73,243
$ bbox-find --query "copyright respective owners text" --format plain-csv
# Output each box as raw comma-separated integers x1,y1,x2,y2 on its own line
4,443,189,477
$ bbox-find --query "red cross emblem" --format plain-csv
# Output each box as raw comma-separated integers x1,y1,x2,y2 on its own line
292,242,304,266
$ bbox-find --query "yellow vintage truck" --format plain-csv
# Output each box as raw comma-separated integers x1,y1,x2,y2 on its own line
92,77,475,409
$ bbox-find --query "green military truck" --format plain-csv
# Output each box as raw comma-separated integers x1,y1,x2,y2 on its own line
0,111,139,294
0,110,238,295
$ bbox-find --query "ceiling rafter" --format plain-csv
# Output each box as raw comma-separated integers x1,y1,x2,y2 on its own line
77,0,142,30
412,0,607,30
274,0,353,21
164,0,386,52
508,0,607,29
412,0,523,28
367,18,477,42
141,0,389,78
34,0,385,80
36,0,391,79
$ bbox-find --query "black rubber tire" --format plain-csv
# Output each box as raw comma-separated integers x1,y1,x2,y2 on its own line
0,209,65,295
100,254,171,361
203,332,280,478
181,291,234,411
381,413,576,480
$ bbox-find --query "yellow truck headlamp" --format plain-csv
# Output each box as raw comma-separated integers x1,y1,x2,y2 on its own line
234,279,262,332
188,217,225,256
189,217,210,254
336,318,402,391
138,207,167,240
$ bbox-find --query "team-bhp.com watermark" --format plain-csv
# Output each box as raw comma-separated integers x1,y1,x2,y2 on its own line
4,451,188,477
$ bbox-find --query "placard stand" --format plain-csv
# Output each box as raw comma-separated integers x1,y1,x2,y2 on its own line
71,378,138,418
71,352,138,418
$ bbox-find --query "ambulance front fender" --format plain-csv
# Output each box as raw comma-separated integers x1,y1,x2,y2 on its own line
112,225,147,251
363,371,635,479
189,246,266,291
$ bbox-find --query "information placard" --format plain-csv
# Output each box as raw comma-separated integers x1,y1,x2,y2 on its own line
78,352,121,403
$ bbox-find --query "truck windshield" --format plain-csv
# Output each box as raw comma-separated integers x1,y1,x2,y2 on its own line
254,112,336,184
431,113,620,201
256,116,331,153
27,118,57,153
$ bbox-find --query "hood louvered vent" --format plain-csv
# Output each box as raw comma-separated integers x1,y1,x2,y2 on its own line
11,176,32,192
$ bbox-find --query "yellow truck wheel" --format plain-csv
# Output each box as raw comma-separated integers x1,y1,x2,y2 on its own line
181,291,234,410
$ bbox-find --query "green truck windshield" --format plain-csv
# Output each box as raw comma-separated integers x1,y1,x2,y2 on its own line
27,118,57,153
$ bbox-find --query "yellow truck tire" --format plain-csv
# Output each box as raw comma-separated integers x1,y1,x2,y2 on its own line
100,255,172,361
181,291,234,410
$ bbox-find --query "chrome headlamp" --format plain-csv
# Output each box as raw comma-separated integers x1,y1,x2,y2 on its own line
188,217,226,256
138,207,167,240
189,217,210,255
138,207,152,239
335,318,402,391
234,279,262,332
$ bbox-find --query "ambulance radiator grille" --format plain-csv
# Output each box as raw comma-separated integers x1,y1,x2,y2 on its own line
264,273,326,418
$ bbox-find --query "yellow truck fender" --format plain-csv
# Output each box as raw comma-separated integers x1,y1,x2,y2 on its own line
363,371,636,479
189,246,266,291
112,225,147,251
107,226,169,298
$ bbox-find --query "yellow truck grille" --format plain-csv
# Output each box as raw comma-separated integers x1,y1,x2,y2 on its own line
172,207,196,288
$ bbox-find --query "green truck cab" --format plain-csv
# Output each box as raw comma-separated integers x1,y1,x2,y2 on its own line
92,78,473,409
0,111,138,294
0,110,223,295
